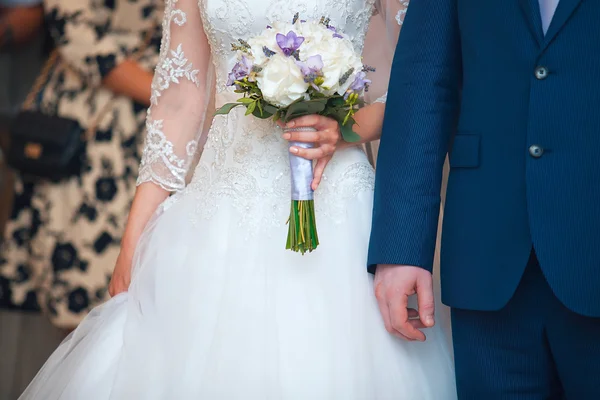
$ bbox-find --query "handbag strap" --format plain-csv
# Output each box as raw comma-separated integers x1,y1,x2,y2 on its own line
21,49,61,112
21,25,157,141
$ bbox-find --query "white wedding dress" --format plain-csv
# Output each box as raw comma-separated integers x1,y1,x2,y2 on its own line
20,0,456,399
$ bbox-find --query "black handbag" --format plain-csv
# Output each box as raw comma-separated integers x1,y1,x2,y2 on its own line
6,51,106,182
8,111,86,182
7,26,154,182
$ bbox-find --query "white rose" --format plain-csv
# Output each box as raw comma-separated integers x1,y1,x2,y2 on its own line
256,53,308,107
297,22,362,96
295,21,329,48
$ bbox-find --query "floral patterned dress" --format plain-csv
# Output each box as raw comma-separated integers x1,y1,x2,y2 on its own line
0,0,162,328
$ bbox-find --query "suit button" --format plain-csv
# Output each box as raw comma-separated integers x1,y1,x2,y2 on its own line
529,145,544,158
535,66,548,80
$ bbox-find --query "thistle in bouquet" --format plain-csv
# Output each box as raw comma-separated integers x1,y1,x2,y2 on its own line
216,13,374,254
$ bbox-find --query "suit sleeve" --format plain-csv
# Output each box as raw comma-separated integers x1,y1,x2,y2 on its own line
367,0,462,273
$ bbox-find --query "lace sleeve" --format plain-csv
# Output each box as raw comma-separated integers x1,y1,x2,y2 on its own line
363,0,409,104
137,0,213,192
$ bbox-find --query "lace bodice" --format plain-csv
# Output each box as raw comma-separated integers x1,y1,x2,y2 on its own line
137,0,407,233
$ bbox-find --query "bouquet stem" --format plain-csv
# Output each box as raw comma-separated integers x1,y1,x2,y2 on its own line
285,133,319,254
286,199,319,254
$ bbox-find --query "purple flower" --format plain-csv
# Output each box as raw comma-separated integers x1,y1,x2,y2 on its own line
226,55,253,86
276,31,304,57
349,71,371,91
327,25,343,39
345,71,371,99
296,55,324,77
296,55,324,90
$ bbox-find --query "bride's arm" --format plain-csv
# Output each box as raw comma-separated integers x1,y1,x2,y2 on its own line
349,0,409,145
109,0,213,296
343,102,386,146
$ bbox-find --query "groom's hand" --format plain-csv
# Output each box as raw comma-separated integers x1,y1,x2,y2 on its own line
374,265,435,342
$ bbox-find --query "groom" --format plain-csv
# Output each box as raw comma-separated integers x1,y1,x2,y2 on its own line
368,0,600,398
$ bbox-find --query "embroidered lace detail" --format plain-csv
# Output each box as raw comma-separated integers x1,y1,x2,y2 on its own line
137,0,205,192
396,1,409,25
137,119,194,191
151,44,200,105
374,92,387,104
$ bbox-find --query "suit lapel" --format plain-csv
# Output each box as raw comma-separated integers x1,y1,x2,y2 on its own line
542,0,583,49
518,0,544,47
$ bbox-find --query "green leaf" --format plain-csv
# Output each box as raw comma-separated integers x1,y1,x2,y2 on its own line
252,101,275,119
215,103,242,115
330,96,346,107
305,101,326,115
264,104,279,115
252,107,273,119
340,120,361,143
245,101,257,116
286,101,310,115
237,97,255,104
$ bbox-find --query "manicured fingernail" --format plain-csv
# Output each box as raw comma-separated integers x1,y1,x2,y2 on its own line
290,147,299,154
282,133,291,140
425,316,434,326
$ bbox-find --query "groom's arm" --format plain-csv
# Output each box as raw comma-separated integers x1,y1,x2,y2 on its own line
367,0,462,273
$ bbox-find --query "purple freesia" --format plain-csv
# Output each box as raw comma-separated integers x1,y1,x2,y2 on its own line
296,55,324,76
226,55,253,86
276,31,304,57
345,71,371,99
296,55,324,90
349,71,371,91
327,25,343,39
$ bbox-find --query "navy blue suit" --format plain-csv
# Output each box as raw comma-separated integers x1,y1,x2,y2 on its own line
368,0,600,397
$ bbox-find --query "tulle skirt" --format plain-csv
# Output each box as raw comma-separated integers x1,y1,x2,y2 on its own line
19,184,456,399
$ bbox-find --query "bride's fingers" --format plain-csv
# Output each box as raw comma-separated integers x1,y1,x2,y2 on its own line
282,129,320,143
285,114,323,129
311,157,330,190
289,143,335,160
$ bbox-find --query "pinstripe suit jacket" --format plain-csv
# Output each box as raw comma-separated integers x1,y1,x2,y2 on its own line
368,0,600,316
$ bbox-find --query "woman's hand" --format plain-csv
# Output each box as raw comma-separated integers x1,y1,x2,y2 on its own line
108,251,133,297
107,183,170,297
281,115,347,190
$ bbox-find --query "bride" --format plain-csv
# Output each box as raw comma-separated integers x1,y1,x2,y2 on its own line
20,0,455,398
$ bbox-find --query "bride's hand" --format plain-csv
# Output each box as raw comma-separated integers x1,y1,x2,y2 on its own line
280,115,346,190
108,251,133,297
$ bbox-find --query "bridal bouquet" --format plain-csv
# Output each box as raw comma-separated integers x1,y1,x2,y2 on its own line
216,13,373,254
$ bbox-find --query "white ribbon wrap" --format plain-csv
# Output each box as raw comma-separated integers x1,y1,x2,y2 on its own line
285,127,315,201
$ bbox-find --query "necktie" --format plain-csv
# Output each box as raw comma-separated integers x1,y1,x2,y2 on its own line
539,0,560,34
